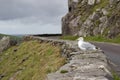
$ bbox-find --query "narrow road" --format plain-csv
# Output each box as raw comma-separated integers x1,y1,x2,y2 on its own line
93,42,120,66
92,42,120,75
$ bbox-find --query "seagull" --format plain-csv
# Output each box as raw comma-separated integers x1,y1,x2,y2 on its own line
77,37,97,51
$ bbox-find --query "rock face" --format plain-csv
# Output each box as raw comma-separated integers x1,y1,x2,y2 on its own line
25,36,113,80
0,36,11,53
62,0,120,38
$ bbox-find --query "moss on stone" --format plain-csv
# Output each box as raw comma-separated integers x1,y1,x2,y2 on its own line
92,0,109,12
94,20,101,27
60,70,68,74
112,72,120,80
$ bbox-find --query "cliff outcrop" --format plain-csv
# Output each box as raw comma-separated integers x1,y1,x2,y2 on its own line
0,36,11,53
0,36,18,53
62,0,120,38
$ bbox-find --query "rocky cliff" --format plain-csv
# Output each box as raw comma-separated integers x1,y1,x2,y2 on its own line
62,0,120,38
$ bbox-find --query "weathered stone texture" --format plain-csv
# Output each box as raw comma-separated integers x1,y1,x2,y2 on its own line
62,0,120,38
0,36,11,53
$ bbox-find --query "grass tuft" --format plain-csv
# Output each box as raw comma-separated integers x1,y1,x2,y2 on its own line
60,70,68,74
60,35,120,44
112,72,120,80
85,36,120,44
92,0,109,12
60,36,79,41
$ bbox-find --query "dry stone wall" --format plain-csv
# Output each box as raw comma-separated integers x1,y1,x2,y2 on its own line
24,36,113,80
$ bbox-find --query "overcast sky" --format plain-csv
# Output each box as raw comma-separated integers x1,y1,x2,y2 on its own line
0,0,68,34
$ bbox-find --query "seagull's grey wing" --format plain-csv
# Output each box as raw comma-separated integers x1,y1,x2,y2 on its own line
82,42,96,50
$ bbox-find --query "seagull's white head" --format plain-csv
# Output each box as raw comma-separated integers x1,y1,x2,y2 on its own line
77,37,84,41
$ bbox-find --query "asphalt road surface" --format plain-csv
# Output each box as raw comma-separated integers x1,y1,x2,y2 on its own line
93,42,120,66
93,42,120,75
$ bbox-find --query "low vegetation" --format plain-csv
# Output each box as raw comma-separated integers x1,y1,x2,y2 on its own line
112,72,120,80
60,35,79,40
0,40,66,80
60,70,68,74
92,0,109,12
85,36,120,44
60,35,120,44
0,33,22,43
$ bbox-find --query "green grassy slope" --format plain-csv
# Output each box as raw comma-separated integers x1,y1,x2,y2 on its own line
60,36,120,44
0,40,65,80
0,33,22,42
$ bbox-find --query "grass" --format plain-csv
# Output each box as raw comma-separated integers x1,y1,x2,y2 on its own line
60,35,120,44
60,35,79,40
0,40,66,80
85,36,120,44
0,33,22,43
60,70,68,74
92,0,109,12
112,72,120,80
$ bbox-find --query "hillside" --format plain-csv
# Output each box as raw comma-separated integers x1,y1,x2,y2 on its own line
62,0,120,39
0,33,22,42
0,40,65,80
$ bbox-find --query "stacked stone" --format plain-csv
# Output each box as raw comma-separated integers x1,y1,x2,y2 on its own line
46,47,112,80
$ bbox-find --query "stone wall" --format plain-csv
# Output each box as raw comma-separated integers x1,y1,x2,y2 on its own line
24,36,113,80
62,0,120,38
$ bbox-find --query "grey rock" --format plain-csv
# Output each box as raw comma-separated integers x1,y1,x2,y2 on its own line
81,0,88,5
89,12,101,21
99,16,107,23
73,0,79,3
109,0,120,5
102,9,109,16
93,27,100,35
70,16,80,27
0,36,11,53
109,0,114,4
88,0,96,5
96,0,101,4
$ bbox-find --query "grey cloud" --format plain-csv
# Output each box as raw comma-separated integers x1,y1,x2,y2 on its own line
0,0,67,20
0,0,68,34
